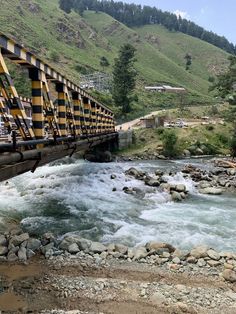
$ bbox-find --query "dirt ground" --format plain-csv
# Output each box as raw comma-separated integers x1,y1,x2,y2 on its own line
1,255,236,314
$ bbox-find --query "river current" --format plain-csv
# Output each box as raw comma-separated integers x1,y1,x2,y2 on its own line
0,158,236,251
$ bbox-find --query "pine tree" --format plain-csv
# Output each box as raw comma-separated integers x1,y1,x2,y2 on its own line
100,56,110,71
112,44,137,114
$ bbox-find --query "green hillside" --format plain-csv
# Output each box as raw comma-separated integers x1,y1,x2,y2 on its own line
0,0,230,116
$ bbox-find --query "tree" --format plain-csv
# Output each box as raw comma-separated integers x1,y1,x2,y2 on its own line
100,56,110,71
211,55,236,157
59,0,73,14
112,44,137,114
162,130,179,157
184,53,192,70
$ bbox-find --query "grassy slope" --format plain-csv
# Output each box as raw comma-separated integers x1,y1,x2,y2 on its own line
0,0,229,107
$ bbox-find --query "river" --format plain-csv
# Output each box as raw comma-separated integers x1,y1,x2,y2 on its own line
0,157,236,251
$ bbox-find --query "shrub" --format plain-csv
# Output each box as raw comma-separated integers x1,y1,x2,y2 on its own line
162,130,179,157
49,51,60,62
206,125,214,131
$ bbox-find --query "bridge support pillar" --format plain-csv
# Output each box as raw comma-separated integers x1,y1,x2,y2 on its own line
71,92,81,136
56,83,67,136
29,69,44,139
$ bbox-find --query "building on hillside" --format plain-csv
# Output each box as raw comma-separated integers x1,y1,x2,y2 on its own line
140,115,165,128
145,85,186,93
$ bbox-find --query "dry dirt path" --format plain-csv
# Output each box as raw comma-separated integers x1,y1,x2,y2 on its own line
1,256,236,314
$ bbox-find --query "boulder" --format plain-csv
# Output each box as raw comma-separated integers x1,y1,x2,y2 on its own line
0,235,7,246
18,247,27,262
171,191,182,202
0,246,8,256
172,257,181,264
207,249,220,261
41,242,54,255
133,246,147,260
7,252,18,262
146,241,175,253
125,168,144,179
110,174,116,179
199,187,223,195
27,238,41,251
115,244,128,255
207,260,221,267
145,178,160,187
222,269,236,282
27,249,36,259
10,233,29,246
175,184,186,193
90,242,107,253
190,245,209,259
172,249,189,261
68,243,80,254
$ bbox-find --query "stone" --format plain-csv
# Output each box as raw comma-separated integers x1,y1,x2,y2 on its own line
207,249,220,261
222,269,236,282
7,252,18,262
110,174,116,179
77,238,92,251
171,191,182,202
10,233,29,246
125,168,144,179
107,243,115,252
146,241,175,253
41,232,55,246
145,178,160,187
0,246,8,256
190,245,209,259
172,249,189,261
187,256,197,264
162,252,170,258
197,258,206,267
226,291,236,301
0,235,7,246
127,248,134,259
68,243,80,254
224,263,234,270
207,260,221,267
41,242,54,255
27,238,41,251
90,242,107,253
149,292,166,305
133,246,147,260
18,247,27,261
199,187,223,195
115,244,128,255
175,184,186,192
27,249,35,259
172,257,181,264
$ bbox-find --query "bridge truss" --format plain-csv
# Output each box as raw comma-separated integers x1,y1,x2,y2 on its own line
0,33,117,181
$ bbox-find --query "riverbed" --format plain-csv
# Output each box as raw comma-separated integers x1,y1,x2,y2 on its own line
0,157,236,251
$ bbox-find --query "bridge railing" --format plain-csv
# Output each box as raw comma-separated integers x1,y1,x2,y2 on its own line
0,33,115,148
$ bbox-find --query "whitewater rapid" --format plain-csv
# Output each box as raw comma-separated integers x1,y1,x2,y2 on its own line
0,157,236,251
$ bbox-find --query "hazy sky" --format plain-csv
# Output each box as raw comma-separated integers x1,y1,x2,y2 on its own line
123,0,236,45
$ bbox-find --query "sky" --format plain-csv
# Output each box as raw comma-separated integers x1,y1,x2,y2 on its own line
123,0,236,45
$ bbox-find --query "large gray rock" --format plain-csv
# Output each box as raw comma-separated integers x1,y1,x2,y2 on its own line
146,241,175,253
207,249,220,261
190,245,209,259
0,246,8,256
7,252,18,262
68,243,80,254
0,235,7,246
171,191,182,202
18,247,27,262
115,244,128,255
125,168,144,179
27,238,41,251
10,233,29,246
199,187,223,195
77,238,92,251
133,246,147,260
90,242,107,253
41,242,54,255
175,184,186,192
145,178,160,187
222,269,236,282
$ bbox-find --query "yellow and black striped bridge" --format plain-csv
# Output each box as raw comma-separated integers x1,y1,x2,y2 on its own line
0,33,117,182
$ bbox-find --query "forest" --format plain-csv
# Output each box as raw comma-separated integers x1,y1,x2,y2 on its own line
59,0,236,55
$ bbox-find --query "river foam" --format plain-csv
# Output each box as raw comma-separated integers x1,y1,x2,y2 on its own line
0,158,236,251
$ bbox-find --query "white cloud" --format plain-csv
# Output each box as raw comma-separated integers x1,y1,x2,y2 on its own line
174,10,190,19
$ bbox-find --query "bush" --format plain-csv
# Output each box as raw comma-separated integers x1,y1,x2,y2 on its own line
49,51,60,62
162,130,179,157
156,127,165,135
230,135,236,157
206,125,214,131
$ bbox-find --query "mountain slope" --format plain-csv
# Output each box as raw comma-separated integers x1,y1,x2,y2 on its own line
0,0,230,104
